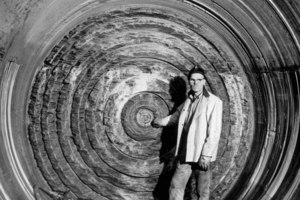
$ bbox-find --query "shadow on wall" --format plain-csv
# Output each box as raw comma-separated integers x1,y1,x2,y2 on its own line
153,76,187,200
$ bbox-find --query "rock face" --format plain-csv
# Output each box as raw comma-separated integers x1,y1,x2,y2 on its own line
26,7,251,199
0,0,300,200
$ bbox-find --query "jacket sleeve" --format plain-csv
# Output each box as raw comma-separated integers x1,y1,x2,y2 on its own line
201,98,223,158
159,103,184,126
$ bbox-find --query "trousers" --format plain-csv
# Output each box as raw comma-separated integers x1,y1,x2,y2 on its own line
169,162,211,200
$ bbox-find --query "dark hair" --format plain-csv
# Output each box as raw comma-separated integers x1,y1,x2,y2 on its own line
188,66,205,80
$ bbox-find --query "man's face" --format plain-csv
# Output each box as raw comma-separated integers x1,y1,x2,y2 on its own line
189,73,205,94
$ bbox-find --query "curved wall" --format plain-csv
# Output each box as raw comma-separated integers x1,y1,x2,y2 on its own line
0,0,299,200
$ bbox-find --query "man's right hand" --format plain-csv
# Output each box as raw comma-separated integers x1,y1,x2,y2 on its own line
198,155,211,171
151,118,163,128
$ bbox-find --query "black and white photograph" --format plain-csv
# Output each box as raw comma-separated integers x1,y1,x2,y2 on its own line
0,0,299,200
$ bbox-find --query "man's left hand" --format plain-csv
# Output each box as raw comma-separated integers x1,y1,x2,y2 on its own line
151,118,163,128
198,155,211,171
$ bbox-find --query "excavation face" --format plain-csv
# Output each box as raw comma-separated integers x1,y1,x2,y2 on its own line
0,0,299,200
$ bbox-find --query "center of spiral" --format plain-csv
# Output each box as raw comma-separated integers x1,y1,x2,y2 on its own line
136,108,154,127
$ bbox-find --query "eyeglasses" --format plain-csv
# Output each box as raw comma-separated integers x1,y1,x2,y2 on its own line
189,78,205,82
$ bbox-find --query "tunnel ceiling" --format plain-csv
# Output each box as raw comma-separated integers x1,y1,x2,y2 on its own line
0,0,299,200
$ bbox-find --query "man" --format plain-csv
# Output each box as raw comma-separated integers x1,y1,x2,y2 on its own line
152,67,223,200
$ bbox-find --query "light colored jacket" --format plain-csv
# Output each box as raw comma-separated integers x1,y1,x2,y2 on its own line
160,89,223,162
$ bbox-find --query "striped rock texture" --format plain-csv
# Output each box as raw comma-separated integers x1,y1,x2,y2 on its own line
0,1,299,200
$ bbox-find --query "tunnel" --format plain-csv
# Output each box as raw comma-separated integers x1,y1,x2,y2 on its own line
0,0,299,199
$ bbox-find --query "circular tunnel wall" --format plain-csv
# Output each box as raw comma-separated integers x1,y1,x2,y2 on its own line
0,0,299,200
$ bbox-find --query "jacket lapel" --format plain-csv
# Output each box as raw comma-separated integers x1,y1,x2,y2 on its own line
178,99,191,125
